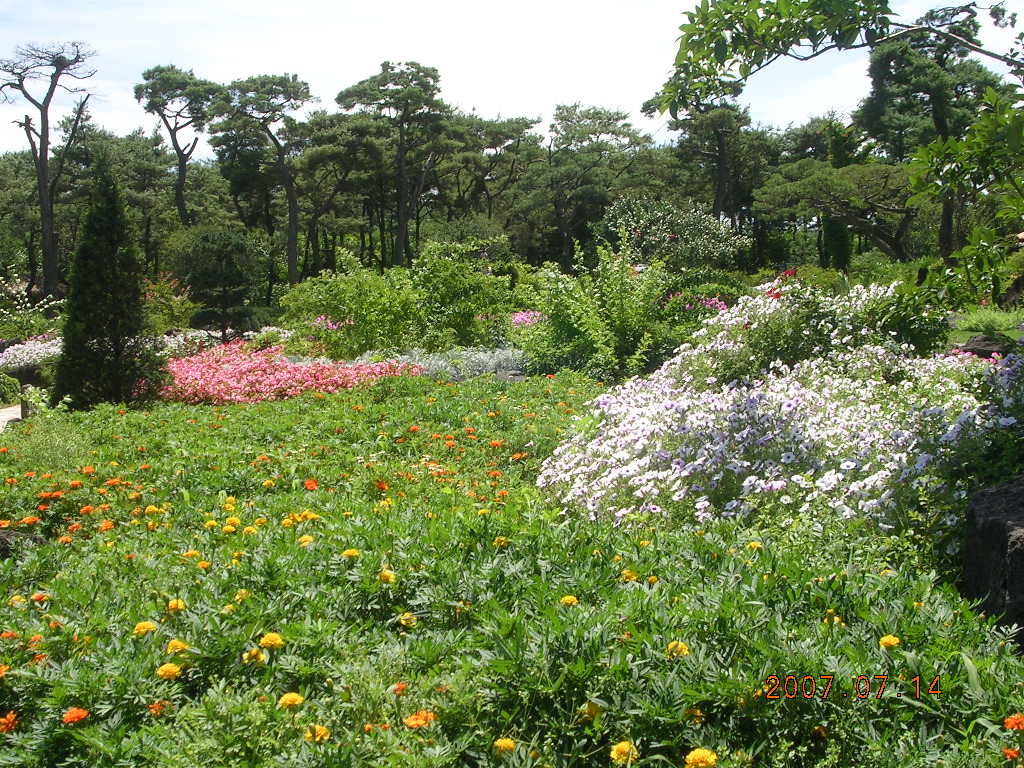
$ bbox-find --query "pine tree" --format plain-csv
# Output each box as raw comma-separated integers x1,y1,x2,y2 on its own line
52,156,165,408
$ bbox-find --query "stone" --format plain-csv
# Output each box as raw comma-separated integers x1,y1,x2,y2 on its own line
961,474,1024,641
954,334,1019,359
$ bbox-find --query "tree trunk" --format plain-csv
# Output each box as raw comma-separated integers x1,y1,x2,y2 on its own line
267,130,299,284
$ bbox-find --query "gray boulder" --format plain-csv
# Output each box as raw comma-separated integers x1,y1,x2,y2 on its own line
961,475,1024,640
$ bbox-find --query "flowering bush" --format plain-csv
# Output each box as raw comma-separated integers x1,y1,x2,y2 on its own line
0,272,63,340
539,281,1022,546
162,342,420,404
0,336,62,372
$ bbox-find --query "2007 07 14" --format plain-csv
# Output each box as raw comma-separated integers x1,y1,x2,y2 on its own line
762,674,941,700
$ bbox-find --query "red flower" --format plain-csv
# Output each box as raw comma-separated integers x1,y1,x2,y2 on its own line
1003,747,1021,759
304,478,318,491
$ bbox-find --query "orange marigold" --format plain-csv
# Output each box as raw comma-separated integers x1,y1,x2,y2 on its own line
0,710,17,733
1005,713,1024,730
402,709,436,728
303,478,318,491
62,707,89,724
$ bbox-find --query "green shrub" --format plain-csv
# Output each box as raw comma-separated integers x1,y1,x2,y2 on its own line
411,238,514,348
51,157,167,409
0,372,20,403
278,253,424,359
957,305,1024,333
516,242,671,380
599,195,751,271
179,227,262,341
142,273,200,334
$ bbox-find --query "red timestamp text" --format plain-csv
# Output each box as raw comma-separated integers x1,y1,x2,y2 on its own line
762,674,941,700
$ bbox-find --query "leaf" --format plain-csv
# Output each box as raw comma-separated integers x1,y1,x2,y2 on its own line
960,652,984,698
714,38,729,64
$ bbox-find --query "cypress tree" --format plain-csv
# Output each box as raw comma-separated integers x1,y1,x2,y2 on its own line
52,156,165,409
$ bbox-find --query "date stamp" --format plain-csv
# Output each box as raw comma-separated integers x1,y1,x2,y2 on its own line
763,674,941,700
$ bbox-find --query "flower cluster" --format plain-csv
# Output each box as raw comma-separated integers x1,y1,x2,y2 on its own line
162,342,421,404
0,336,62,372
511,310,544,327
539,281,1024,529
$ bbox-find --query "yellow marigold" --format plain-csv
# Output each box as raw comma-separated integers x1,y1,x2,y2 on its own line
580,701,603,721
378,569,396,584
493,737,516,753
297,534,314,547
879,634,900,649
559,595,579,606
242,647,265,665
166,598,186,613
259,632,285,649
399,612,417,628
304,724,330,742
155,663,181,680
203,519,218,529
747,541,763,550
225,516,241,526
242,526,257,535
133,621,157,636
234,589,250,603
610,741,638,763
685,747,718,767
621,569,638,583
666,640,690,658
647,575,659,585
493,535,509,548
221,524,236,534
278,692,304,709
165,639,188,654
342,548,360,558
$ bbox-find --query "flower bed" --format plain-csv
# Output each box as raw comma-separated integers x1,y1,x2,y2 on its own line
162,341,420,404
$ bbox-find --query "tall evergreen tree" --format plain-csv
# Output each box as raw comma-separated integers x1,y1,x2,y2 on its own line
52,155,164,409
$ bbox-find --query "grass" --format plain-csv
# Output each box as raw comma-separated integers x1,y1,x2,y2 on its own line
0,373,1020,767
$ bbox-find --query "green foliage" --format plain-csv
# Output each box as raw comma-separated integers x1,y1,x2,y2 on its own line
411,238,514,348
0,374,1020,766
516,243,671,380
599,195,751,271
0,372,19,403
142,272,200,334
278,253,423,359
51,157,167,409
956,304,1024,333
0,270,63,340
177,227,261,339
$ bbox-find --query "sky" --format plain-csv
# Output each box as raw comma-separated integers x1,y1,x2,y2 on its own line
0,0,1018,158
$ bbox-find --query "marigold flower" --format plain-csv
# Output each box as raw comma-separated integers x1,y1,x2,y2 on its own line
166,639,188,654
685,747,718,767
167,598,186,613
747,541,763,550
156,663,181,680
97,519,114,532
1003,747,1021,759
390,681,408,696
133,621,158,636
666,640,690,658
342,548,360,558
242,647,265,665
0,665,8,678
879,634,900,649
304,478,318,491
278,692,304,709
0,710,17,733
148,700,167,717
379,569,396,584
402,709,436,728
62,707,89,724
610,741,638,763
259,632,285,649
304,724,330,742
493,737,516,753
1005,713,1024,730
297,534,314,547
399,612,417,628
493,536,509,548
234,589,250,602
621,569,638,583
560,595,579,606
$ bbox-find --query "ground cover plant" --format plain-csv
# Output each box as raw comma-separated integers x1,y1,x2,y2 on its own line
0,364,1021,766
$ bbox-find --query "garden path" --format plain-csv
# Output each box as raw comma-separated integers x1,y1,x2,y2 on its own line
0,404,21,430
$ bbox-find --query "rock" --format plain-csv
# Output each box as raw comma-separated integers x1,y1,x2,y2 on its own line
0,528,44,559
953,334,1019,359
999,273,1024,308
961,475,1024,641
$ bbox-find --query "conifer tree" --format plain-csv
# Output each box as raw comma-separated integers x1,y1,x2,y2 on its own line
52,155,164,408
